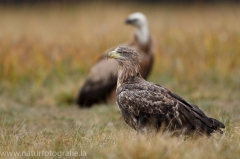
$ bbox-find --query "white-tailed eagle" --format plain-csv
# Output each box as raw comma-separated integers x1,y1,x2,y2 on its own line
107,47,225,136
77,12,154,107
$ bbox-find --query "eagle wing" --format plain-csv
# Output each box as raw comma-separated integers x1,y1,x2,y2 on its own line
76,47,118,107
117,82,224,134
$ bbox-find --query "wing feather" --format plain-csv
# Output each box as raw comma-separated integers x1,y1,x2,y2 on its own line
76,54,118,107
117,81,224,132
118,83,185,121
164,87,220,128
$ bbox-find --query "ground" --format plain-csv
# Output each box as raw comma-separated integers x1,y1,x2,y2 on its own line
0,2,240,159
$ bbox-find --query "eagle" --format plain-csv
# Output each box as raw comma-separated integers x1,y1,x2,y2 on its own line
107,46,225,136
77,12,154,107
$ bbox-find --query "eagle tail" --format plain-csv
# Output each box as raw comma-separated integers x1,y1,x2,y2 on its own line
190,104,224,133
179,103,225,135
195,118,224,135
209,118,225,133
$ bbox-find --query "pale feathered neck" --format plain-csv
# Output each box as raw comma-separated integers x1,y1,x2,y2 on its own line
117,61,140,88
135,24,149,45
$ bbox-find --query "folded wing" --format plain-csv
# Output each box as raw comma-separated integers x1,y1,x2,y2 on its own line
117,82,224,135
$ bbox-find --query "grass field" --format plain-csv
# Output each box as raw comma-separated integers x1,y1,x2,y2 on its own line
0,2,240,159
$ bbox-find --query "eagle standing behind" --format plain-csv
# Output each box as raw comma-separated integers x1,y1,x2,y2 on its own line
77,12,154,107
107,47,225,136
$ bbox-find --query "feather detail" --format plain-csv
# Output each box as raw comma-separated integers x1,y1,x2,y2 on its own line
114,47,225,136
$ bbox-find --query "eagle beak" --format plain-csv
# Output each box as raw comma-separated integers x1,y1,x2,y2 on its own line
125,18,137,25
107,51,122,60
125,18,132,24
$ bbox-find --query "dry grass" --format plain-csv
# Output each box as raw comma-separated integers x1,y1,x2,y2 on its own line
0,2,240,159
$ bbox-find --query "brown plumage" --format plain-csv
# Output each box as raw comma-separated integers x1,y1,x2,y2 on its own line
107,46,225,136
77,12,154,107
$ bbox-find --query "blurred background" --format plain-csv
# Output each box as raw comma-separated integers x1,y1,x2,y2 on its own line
1,1,240,110
0,0,240,104
1,0,240,4
0,1,240,157
1,1,240,108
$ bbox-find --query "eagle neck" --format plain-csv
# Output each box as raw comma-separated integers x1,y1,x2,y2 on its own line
117,62,140,88
135,24,149,46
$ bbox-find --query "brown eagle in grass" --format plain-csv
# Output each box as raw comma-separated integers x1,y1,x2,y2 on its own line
107,47,225,136
77,12,154,107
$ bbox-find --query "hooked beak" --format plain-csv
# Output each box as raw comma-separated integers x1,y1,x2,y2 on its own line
107,50,122,60
125,18,137,25
125,18,132,24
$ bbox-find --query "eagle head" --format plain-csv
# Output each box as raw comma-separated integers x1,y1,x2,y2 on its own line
107,47,141,64
125,12,148,28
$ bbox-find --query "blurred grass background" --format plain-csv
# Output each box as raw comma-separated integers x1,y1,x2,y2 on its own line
0,2,240,159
